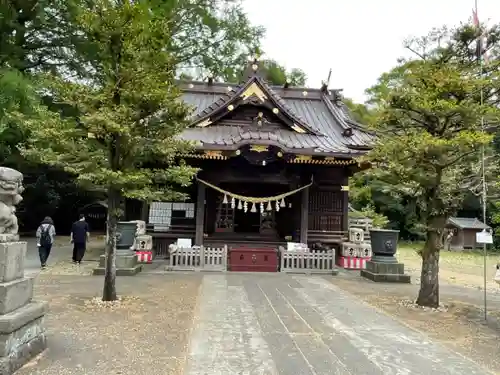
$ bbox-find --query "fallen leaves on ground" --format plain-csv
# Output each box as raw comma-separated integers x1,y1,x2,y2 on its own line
42,260,98,276
15,274,202,375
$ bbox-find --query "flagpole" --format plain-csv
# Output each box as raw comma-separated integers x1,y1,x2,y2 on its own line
475,0,488,321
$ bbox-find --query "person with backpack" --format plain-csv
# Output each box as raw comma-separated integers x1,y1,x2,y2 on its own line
36,217,56,269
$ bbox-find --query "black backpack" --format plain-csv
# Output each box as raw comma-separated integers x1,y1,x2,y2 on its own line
40,226,52,247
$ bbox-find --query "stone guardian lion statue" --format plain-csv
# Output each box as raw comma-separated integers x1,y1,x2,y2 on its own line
0,167,24,238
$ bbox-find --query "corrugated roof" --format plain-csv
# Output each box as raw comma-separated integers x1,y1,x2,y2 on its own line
178,73,374,157
447,217,490,230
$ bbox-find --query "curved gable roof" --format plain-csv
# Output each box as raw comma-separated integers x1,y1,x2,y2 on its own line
178,61,374,157
189,75,320,135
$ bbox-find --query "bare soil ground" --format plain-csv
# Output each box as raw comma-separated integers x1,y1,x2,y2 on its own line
17,273,202,375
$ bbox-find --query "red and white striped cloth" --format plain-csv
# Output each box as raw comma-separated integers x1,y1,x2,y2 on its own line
136,251,153,263
337,256,371,270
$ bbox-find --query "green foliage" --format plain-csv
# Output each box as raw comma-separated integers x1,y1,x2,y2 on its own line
365,24,500,306
247,59,307,86
350,205,389,228
156,0,264,82
0,69,36,131
342,98,377,126
21,1,198,204
367,32,498,232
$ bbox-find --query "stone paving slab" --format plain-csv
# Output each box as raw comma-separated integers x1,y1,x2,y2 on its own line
184,274,492,375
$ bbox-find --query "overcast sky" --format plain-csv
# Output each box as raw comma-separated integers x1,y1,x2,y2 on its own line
243,0,500,103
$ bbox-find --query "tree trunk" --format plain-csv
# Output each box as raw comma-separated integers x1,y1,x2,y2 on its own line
416,217,445,308
102,187,120,301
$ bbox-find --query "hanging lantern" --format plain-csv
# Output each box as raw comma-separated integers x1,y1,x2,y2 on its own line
231,197,236,209
280,198,286,207
275,200,280,212
251,203,257,212
223,194,228,204
260,203,264,213
238,200,243,210
243,201,248,212
266,201,272,211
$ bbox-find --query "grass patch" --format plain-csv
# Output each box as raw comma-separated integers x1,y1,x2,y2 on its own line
395,241,500,289
397,242,498,267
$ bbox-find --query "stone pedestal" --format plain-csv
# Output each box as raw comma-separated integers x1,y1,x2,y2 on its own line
93,252,142,276
0,242,48,374
93,221,143,276
360,261,411,283
360,228,411,283
93,244,143,276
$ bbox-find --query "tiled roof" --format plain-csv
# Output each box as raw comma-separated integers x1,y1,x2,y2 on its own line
178,73,374,157
447,217,490,230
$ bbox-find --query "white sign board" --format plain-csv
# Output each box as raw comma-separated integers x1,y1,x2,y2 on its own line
476,230,493,244
287,242,307,251
177,238,192,248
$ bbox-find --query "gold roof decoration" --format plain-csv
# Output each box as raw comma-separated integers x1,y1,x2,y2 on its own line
180,151,357,165
289,156,356,165
240,82,268,102
249,145,268,153
272,108,279,114
196,118,212,128
291,124,306,134
204,150,226,159
227,104,234,111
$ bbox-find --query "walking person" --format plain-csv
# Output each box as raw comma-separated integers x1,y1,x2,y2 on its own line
36,217,56,269
71,214,89,265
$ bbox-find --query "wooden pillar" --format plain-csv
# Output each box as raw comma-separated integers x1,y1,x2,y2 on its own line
342,174,349,232
140,201,149,222
195,182,205,246
300,186,309,244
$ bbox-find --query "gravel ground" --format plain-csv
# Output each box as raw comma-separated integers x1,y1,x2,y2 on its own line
331,271,500,374
16,273,202,375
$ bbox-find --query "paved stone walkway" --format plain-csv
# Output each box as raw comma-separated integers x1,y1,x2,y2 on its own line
184,274,491,375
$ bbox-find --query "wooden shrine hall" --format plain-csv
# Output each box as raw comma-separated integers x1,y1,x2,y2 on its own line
148,60,373,254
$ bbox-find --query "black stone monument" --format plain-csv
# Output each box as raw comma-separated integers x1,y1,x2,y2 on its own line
94,221,143,276
360,229,411,283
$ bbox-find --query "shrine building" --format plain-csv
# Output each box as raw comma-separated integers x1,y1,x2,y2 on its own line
147,60,373,255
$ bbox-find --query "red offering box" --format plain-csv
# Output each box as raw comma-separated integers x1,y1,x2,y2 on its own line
229,247,278,272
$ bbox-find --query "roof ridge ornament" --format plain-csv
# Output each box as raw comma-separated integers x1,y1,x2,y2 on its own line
242,56,264,82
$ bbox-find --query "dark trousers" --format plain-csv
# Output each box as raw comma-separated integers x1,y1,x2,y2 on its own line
72,242,86,263
38,244,52,266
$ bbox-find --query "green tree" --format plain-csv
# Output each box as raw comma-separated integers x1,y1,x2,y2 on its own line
22,1,197,301
343,98,376,126
247,59,307,86
366,25,500,307
0,1,101,231
151,0,264,82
